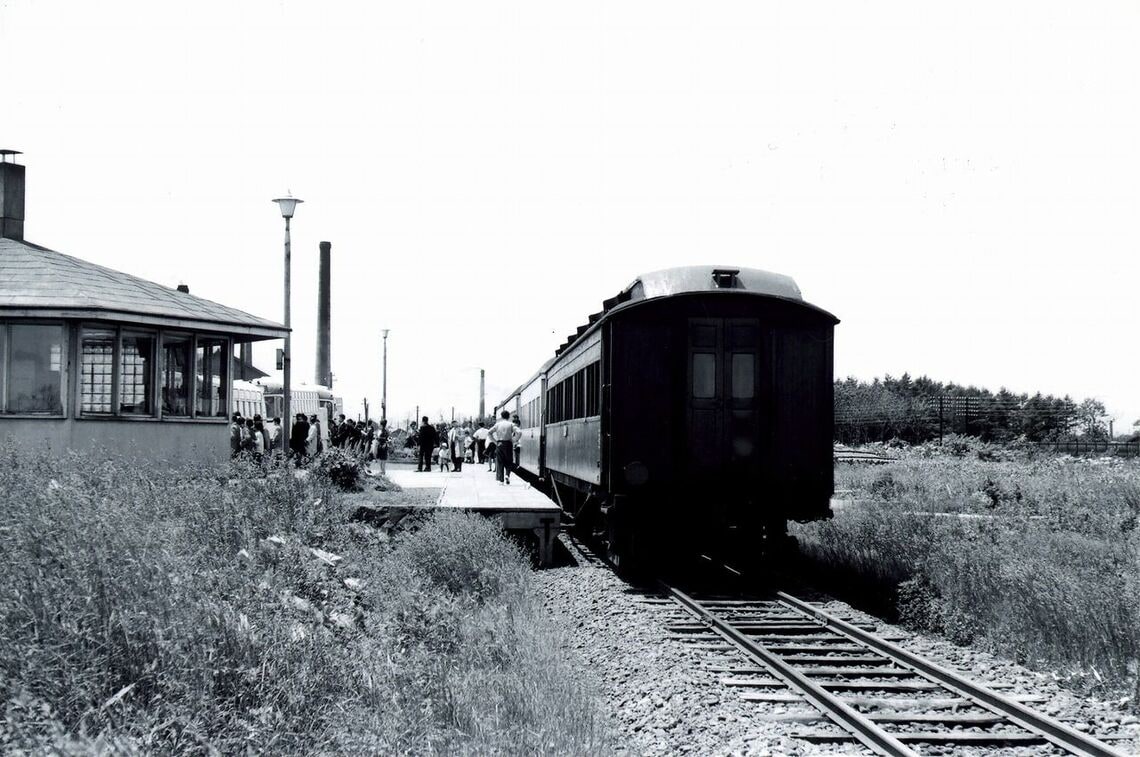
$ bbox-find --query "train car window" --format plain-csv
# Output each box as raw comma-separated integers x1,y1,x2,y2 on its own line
583,362,597,416
731,353,755,399
692,353,716,398
570,371,579,419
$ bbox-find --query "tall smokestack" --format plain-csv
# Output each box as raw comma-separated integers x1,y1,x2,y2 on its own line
316,241,332,388
239,342,253,381
0,150,26,241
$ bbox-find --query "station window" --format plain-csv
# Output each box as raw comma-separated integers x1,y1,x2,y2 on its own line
120,333,156,415
0,323,65,415
195,338,228,417
161,334,192,416
80,328,117,414
79,327,228,420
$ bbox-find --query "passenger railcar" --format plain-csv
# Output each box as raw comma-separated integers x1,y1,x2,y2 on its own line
497,266,838,566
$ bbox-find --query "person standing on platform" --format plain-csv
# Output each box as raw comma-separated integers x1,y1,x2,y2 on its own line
290,413,309,465
447,422,465,472
490,410,518,485
306,414,321,458
267,416,282,453
511,414,522,468
251,420,266,466
416,415,438,472
375,419,390,476
473,422,489,464
229,413,244,458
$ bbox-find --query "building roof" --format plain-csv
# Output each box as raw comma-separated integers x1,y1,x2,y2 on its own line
0,237,287,340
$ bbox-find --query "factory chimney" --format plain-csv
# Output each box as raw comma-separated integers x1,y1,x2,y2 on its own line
316,241,332,388
0,150,26,241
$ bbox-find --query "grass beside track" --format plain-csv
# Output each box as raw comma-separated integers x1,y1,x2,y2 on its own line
0,444,604,754
791,440,1140,704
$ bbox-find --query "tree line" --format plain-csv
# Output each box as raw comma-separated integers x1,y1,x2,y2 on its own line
834,374,1117,445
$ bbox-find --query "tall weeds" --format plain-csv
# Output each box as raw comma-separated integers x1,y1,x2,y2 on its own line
793,451,1140,700
0,444,603,753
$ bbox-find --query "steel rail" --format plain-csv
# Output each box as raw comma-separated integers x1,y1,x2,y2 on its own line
776,592,1127,757
663,584,918,757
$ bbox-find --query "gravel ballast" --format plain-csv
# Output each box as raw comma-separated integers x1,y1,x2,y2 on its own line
535,536,1140,755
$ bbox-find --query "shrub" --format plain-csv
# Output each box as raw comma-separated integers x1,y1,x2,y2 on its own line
312,447,367,491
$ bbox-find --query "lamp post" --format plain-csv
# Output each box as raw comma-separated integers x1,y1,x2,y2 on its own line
381,329,389,423
272,192,303,452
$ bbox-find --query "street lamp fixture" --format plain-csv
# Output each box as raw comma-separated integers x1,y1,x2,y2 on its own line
273,192,303,453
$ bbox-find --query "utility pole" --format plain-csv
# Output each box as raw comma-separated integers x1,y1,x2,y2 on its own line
381,329,389,423
363,397,369,423
479,368,485,423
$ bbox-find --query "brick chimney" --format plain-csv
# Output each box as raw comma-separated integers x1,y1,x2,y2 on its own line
0,150,25,241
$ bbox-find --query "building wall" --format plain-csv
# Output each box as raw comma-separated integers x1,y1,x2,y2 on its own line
0,418,228,465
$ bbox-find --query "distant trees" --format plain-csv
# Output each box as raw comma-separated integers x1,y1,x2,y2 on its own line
834,374,1094,445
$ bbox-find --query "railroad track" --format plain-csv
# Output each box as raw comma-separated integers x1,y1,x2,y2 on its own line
660,584,1126,756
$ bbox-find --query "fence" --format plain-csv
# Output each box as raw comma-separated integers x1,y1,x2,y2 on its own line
1031,440,1140,457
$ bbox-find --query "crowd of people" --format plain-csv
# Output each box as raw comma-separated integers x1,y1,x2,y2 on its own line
229,411,391,472
408,409,521,485
229,406,520,484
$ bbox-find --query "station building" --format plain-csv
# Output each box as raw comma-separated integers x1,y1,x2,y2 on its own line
0,152,287,463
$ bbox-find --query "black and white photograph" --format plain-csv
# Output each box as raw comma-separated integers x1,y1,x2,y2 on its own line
1,1,1138,754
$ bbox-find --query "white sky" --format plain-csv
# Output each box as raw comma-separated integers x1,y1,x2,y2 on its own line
3,1,1138,429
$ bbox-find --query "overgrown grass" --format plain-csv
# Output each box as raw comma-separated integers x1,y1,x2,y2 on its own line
0,444,603,754
793,443,1140,702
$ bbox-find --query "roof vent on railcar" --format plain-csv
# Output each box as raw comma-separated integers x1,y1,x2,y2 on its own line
711,268,740,288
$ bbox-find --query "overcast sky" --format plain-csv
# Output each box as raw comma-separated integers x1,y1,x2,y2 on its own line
3,1,1138,429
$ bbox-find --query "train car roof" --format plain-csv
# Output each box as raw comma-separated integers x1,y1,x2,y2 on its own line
494,265,837,407
553,265,836,356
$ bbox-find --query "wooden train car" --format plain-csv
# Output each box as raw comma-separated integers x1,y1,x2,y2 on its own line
497,265,838,566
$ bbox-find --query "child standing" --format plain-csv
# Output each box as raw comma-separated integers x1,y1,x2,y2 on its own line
438,441,451,472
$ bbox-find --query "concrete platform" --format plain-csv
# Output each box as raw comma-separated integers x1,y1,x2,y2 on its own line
383,462,562,565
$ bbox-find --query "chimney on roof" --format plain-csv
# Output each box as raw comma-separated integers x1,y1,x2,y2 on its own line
315,241,332,388
176,283,190,293
0,150,25,241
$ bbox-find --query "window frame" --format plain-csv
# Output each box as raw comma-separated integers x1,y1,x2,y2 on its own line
76,324,230,423
0,320,68,417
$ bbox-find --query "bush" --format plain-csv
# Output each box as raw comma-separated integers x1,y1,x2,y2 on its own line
312,447,367,491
